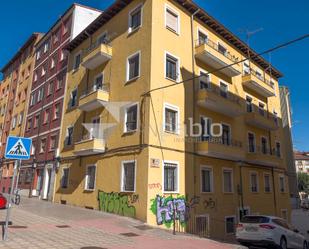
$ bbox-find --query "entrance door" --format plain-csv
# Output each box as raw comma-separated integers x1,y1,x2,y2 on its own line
42,166,52,200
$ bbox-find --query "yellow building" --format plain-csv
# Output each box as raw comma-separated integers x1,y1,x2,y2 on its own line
54,0,291,240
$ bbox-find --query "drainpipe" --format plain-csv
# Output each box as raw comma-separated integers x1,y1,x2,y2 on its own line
271,167,278,215
191,8,200,205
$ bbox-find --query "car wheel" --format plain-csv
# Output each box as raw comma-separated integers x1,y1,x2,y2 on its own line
280,237,287,249
304,241,308,249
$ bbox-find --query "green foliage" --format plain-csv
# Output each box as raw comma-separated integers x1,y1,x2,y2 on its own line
297,172,309,193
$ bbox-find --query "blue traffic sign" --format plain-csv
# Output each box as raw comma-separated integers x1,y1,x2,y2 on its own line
5,136,32,160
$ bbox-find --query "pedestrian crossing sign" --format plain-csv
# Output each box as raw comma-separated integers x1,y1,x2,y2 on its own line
5,136,32,160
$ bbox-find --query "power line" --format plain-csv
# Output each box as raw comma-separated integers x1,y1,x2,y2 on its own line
141,33,309,96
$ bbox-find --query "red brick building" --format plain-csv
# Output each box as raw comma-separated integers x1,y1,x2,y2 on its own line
19,4,101,200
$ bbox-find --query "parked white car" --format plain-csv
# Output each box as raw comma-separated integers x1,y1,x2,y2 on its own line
236,215,308,249
301,198,309,209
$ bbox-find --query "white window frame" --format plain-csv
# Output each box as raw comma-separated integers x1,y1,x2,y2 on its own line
66,125,74,146
222,168,234,193
44,42,49,53
217,41,227,56
60,50,65,61
36,51,41,60
126,51,141,82
12,115,17,129
162,160,179,194
41,67,46,76
164,51,180,82
84,164,97,191
263,173,272,193
73,51,82,71
197,27,208,46
200,165,214,193
40,137,47,153
61,167,70,189
50,58,55,69
163,102,180,134
250,171,259,193
225,216,236,234
128,3,143,33
93,73,104,91
123,102,139,133
164,4,180,35
120,160,137,193
219,80,229,97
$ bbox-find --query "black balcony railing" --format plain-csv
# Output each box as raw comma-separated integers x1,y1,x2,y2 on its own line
243,69,275,89
195,38,240,63
247,145,281,158
83,38,111,57
199,136,243,148
80,83,110,99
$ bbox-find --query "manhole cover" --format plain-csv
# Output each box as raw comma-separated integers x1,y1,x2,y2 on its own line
56,225,71,228
9,226,27,229
134,225,153,230
120,232,140,237
80,247,107,249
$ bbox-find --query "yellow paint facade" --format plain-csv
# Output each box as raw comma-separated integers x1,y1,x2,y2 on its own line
54,0,291,240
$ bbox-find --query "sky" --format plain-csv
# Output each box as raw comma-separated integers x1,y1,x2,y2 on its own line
0,0,308,151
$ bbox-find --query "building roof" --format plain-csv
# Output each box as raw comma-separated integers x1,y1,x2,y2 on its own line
35,3,102,49
294,151,309,161
65,0,283,78
0,33,43,73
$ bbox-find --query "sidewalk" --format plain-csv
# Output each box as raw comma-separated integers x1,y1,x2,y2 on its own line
0,197,244,249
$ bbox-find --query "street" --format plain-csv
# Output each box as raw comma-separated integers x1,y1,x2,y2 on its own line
0,197,244,249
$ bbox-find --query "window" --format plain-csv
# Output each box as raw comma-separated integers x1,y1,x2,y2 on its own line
222,124,231,145
243,62,250,75
219,81,228,98
36,51,41,60
258,102,265,116
261,137,268,154
201,116,211,141
44,42,49,53
225,217,236,234
41,66,46,76
40,138,46,153
264,174,271,192
199,71,210,89
201,167,213,193
246,96,253,113
127,51,140,81
66,126,74,146
85,165,96,191
273,110,278,126
165,53,179,81
37,88,44,102
279,175,285,192
121,161,136,192
165,6,179,34
223,169,233,193
93,74,103,91
34,115,39,128
12,115,17,129
248,132,255,153
61,168,69,189
49,136,56,151
218,43,227,56
43,109,50,124
34,72,38,82
164,104,179,133
70,89,77,107
31,144,35,155
60,50,65,61
164,162,178,192
250,172,258,192
56,77,63,90
53,104,60,119
73,52,81,70
47,81,54,96
27,118,32,130
198,30,208,45
276,142,281,157
129,4,142,32
50,58,55,69
124,104,138,132
18,112,24,126
255,70,263,80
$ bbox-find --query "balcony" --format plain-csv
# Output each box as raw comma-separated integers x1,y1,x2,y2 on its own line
79,84,109,112
242,71,275,97
74,134,105,156
246,147,283,167
195,39,241,77
82,41,112,70
245,111,278,131
197,85,244,117
197,137,245,160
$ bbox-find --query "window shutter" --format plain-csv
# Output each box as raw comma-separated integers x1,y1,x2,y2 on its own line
166,9,178,32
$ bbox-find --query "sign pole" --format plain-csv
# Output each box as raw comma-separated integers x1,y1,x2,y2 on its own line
4,160,18,240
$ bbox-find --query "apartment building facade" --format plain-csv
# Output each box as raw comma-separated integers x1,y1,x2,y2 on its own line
54,0,291,239
18,4,101,200
280,86,298,208
0,33,42,193
294,151,309,174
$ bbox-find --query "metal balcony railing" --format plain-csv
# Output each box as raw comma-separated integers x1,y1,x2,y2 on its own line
247,145,281,157
80,83,110,99
243,69,275,89
83,38,110,57
198,136,243,148
195,38,240,63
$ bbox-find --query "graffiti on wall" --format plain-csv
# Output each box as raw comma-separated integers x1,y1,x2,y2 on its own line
148,183,162,190
98,191,137,218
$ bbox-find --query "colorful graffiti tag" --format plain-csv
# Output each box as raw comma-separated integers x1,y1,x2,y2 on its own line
98,191,136,218
150,195,188,228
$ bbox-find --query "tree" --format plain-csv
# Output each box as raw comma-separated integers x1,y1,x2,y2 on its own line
297,172,309,193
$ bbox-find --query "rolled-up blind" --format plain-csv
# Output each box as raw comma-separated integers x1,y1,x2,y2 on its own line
166,9,178,32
